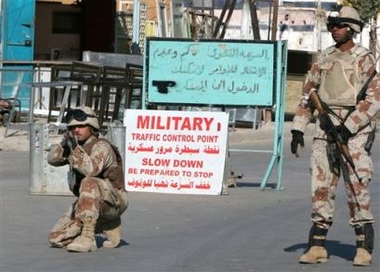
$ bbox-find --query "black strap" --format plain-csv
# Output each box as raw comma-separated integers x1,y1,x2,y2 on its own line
338,69,378,123
356,70,377,103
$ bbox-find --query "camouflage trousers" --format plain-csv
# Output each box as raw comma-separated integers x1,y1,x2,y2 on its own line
310,133,375,229
48,177,128,248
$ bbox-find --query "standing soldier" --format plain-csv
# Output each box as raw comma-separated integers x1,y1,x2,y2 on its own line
290,6,379,266
47,106,129,252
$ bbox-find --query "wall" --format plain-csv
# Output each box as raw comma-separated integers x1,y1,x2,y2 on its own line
34,2,81,60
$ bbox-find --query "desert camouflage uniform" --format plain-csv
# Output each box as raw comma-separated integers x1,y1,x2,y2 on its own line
47,135,128,247
292,44,380,229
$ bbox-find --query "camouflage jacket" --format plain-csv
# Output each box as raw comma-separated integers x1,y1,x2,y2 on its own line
291,44,380,137
48,135,125,190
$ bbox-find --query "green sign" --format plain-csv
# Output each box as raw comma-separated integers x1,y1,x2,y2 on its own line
146,38,278,106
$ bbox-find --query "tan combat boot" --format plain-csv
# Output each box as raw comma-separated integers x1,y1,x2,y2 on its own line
299,246,328,263
103,225,121,248
67,217,97,252
299,224,329,264
353,248,371,266
352,224,374,266
96,217,122,248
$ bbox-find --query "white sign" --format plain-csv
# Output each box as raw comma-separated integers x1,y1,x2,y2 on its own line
123,109,229,195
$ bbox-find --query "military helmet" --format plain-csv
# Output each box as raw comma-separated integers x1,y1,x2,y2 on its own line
327,6,364,33
65,106,100,130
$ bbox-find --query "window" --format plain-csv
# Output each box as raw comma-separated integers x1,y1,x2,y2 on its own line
52,12,81,34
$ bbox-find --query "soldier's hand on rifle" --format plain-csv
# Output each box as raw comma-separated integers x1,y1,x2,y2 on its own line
336,124,353,144
319,114,329,131
60,131,77,158
291,130,305,157
61,132,71,158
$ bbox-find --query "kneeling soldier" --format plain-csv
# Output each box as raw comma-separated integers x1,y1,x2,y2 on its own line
47,106,129,252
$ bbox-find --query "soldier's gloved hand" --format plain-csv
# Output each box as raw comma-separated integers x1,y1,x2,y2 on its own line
68,133,78,150
60,133,71,158
291,130,304,157
336,124,352,144
61,132,78,158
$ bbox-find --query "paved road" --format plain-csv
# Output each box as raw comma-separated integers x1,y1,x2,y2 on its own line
0,127,379,272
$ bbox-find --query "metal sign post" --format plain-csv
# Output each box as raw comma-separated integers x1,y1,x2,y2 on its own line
29,124,126,196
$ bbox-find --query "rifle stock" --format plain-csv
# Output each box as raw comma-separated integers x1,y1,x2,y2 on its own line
309,91,325,115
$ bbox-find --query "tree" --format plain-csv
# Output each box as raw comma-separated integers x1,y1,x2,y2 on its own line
340,0,380,57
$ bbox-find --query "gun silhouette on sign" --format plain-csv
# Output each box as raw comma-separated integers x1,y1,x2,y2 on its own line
152,80,176,94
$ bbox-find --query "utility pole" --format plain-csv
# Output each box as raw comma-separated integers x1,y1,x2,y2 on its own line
249,0,261,40
212,0,237,39
132,0,141,54
270,0,279,41
263,0,279,126
156,0,168,37
241,0,260,40
316,0,322,52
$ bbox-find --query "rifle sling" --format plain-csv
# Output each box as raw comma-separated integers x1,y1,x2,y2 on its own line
356,69,377,103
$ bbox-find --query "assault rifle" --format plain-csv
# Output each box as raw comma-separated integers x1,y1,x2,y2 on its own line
309,91,361,181
63,132,80,196
309,90,361,209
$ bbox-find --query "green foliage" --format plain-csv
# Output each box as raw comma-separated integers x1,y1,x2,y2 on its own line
341,0,380,23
